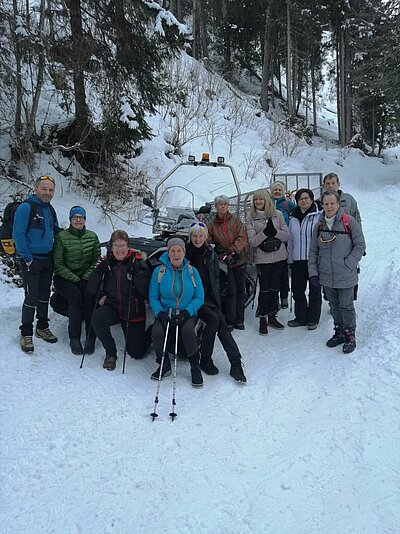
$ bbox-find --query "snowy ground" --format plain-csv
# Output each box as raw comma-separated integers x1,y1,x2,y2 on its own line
1,157,400,534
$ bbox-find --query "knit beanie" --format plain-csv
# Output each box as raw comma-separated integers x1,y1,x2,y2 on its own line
69,206,87,220
167,237,186,253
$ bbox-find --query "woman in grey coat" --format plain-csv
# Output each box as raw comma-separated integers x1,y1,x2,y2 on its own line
308,190,366,353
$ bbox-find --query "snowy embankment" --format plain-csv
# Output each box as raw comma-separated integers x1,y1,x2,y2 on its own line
1,157,400,534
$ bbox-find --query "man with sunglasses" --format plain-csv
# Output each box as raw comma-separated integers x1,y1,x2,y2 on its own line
13,175,60,353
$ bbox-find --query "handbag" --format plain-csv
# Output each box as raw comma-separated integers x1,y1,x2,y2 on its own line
258,235,281,253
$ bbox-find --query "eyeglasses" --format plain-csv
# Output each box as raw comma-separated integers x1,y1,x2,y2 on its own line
71,215,85,221
190,222,206,228
319,233,336,243
112,244,129,250
298,196,310,202
37,175,55,184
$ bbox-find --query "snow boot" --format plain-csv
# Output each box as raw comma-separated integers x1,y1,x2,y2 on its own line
268,314,285,330
307,322,318,331
280,297,289,309
259,316,268,335
235,323,245,330
70,339,83,355
188,352,203,388
151,356,172,381
342,328,356,354
84,337,96,355
287,319,306,327
35,327,58,344
326,325,345,348
103,354,117,371
20,335,34,353
200,357,219,375
229,360,247,383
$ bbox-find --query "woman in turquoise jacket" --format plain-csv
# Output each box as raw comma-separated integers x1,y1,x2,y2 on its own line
149,237,205,387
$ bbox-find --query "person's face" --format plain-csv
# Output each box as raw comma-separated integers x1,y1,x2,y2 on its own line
169,245,185,268
191,232,206,248
254,197,265,210
35,180,55,203
216,201,229,217
272,186,284,199
297,193,312,211
322,195,340,218
324,176,340,191
70,215,85,230
111,238,130,260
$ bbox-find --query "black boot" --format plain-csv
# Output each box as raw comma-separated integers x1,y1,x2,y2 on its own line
151,355,171,381
70,339,83,355
84,336,96,355
188,352,203,388
229,360,247,383
326,325,345,347
342,328,356,353
200,357,219,375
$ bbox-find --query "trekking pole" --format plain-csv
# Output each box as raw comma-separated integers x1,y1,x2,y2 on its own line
151,309,172,421
169,312,179,421
80,273,105,369
289,288,293,313
122,275,134,375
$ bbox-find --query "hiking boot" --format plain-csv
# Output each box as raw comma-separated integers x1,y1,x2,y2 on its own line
307,322,318,331
259,316,268,335
235,323,245,330
342,328,356,354
84,337,96,355
287,319,306,327
188,353,203,388
20,335,34,353
281,298,289,309
35,327,58,344
326,325,345,348
230,361,247,383
268,315,285,330
70,339,83,355
103,354,117,371
200,358,219,375
151,357,172,381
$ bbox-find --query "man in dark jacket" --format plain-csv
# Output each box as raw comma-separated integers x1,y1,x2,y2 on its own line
186,222,247,383
13,175,60,353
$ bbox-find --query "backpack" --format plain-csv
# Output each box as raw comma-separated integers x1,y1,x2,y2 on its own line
157,263,197,288
0,199,57,256
317,213,352,239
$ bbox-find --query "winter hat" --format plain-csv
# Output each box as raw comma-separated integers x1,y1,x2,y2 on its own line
270,181,286,196
69,206,87,220
167,237,186,253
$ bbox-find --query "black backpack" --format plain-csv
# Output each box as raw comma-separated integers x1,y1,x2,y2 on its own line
0,199,56,256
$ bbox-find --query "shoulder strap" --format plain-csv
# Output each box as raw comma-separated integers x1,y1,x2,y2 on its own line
342,213,351,237
188,264,196,288
25,200,37,224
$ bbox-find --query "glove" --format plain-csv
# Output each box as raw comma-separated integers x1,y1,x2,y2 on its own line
157,311,168,329
226,252,236,267
263,218,277,237
309,276,320,288
171,310,190,327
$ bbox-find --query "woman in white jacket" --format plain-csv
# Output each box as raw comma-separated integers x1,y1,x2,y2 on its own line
287,188,322,330
246,189,289,335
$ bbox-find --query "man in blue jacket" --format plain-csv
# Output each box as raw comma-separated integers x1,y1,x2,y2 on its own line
13,175,60,353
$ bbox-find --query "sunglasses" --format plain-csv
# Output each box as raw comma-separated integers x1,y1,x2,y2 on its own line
190,222,206,228
37,175,55,184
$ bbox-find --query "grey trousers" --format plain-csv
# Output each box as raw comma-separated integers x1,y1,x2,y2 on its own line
325,286,356,330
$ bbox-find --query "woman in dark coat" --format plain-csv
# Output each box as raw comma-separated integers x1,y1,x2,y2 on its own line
186,222,247,383
308,190,366,353
87,230,150,370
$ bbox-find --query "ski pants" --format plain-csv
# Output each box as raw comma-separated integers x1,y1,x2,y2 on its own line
53,276,96,340
221,263,247,326
152,316,198,360
279,259,290,300
20,258,53,336
91,304,150,359
257,260,284,317
291,260,322,325
197,303,241,364
325,286,356,330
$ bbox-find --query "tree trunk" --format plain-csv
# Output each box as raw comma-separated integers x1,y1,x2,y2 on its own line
12,0,23,138
286,0,293,116
260,5,273,112
311,58,318,135
221,0,231,78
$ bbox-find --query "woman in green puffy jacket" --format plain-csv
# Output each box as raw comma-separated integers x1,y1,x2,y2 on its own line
53,206,100,355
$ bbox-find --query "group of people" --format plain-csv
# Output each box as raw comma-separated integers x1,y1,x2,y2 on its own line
12,172,365,388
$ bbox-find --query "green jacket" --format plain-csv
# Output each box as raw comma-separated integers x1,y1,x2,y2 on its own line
53,226,101,283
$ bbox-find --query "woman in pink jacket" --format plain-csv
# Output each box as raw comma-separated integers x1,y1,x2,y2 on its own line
246,189,290,335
